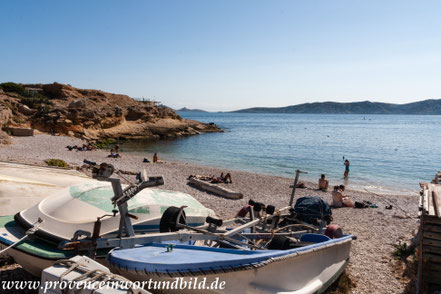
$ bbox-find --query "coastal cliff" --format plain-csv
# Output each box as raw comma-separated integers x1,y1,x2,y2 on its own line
0,82,221,143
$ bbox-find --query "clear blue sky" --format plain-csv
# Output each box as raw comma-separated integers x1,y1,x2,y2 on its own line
1,1,441,111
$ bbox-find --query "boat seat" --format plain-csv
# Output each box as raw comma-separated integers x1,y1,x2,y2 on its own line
299,233,331,243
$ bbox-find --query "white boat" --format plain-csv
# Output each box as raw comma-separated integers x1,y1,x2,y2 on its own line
15,181,214,242
0,161,215,276
106,234,353,294
0,183,215,276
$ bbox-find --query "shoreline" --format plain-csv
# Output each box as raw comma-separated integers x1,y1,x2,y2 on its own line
0,134,420,293
119,148,418,197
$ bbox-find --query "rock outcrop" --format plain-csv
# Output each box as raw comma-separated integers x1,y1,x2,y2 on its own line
0,82,221,142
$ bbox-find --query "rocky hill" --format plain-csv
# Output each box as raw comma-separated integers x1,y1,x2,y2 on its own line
176,107,207,112
0,82,221,144
234,99,441,114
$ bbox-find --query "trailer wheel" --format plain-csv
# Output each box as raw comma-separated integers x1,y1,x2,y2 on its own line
160,206,187,232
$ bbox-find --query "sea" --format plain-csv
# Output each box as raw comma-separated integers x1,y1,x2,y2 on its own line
122,112,441,195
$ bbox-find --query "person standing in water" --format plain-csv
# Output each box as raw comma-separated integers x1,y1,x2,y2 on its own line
344,159,350,178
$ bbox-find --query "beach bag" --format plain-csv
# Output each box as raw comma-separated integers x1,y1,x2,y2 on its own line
294,196,332,225
354,200,371,209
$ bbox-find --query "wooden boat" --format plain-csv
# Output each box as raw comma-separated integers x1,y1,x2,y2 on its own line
107,234,353,294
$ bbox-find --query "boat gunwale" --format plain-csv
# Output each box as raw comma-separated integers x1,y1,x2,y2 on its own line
107,235,354,276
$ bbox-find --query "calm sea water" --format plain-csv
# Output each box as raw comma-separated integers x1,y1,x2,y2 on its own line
122,112,441,195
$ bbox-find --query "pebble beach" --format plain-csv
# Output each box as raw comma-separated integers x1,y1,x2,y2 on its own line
0,134,420,293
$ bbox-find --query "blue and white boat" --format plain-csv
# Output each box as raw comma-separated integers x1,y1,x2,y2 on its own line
107,233,353,294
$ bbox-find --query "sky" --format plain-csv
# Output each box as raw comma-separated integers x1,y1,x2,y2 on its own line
1,1,441,111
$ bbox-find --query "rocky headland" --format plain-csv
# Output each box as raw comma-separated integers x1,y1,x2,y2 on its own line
0,82,221,144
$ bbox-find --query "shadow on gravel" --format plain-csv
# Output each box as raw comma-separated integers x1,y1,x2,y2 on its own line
0,257,38,294
324,270,356,294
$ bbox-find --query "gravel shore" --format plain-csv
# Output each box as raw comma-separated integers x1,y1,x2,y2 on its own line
0,135,420,293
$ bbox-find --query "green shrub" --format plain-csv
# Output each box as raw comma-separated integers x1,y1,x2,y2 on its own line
20,95,52,109
45,159,68,168
0,82,27,95
95,138,116,149
393,241,415,260
0,82,51,109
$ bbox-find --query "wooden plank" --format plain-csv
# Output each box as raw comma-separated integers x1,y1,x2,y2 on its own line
433,191,440,218
424,262,441,272
428,285,441,293
423,238,441,248
423,223,441,233
422,245,441,255
424,215,441,225
424,225,441,234
424,187,430,214
423,253,441,263
429,186,435,216
434,189,441,217
423,231,441,241
423,271,441,282
423,273,441,285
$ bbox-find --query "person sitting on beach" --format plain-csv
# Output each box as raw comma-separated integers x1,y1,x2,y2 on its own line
331,185,354,207
318,174,329,191
108,149,120,158
211,172,233,184
221,172,232,183
87,143,96,151
153,152,159,163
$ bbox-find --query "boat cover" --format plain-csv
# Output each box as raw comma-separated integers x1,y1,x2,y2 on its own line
17,182,215,241
107,235,353,274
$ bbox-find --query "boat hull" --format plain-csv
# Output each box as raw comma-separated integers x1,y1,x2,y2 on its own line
0,245,56,277
108,236,353,294
0,215,108,276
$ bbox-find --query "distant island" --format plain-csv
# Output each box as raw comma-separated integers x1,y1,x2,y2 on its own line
176,107,207,112
233,99,441,115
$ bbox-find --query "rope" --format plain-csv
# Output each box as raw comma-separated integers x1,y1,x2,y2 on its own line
54,259,132,285
116,170,135,186
0,219,43,255
0,234,29,255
